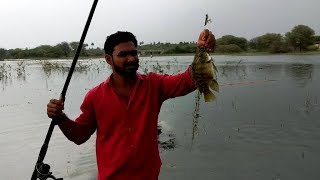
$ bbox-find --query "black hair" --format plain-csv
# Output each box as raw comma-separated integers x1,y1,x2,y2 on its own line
103,31,138,55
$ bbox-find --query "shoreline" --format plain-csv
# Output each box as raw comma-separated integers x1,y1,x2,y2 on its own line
1,51,320,61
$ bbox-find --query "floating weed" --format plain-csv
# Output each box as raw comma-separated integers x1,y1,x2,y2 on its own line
298,91,320,117
0,63,12,90
303,92,319,113
191,90,201,144
16,61,26,80
40,60,64,77
140,58,179,75
232,96,238,112
40,60,102,77
166,61,171,70
220,60,247,79
152,61,164,74
305,92,312,113
0,63,12,80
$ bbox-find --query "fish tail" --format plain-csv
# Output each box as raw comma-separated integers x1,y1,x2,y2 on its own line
209,80,219,92
203,89,216,102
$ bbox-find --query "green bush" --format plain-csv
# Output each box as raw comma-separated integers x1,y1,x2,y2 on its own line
215,44,243,53
0,48,7,61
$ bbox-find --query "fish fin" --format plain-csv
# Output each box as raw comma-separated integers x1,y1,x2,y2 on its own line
209,80,219,92
212,61,218,72
203,89,216,102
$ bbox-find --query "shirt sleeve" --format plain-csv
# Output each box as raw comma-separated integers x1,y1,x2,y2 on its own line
57,90,97,145
157,66,197,101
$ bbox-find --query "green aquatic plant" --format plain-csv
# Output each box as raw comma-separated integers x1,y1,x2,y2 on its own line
0,63,12,80
0,63,12,90
191,90,201,141
152,61,164,74
40,60,101,77
140,58,180,75
220,59,247,80
16,61,26,79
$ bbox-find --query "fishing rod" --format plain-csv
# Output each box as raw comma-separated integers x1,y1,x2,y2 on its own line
31,0,99,179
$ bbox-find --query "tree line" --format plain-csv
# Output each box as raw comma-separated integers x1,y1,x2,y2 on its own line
0,42,104,61
0,24,319,61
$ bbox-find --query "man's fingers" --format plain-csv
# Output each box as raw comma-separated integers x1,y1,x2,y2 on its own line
47,105,60,112
49,99,64,107
197,29,209,46
47,99,64,118
205,31,216,51
50,98,63,104
47,106,64,118
201,29,209,41
47,103,64,111
197,29,216,51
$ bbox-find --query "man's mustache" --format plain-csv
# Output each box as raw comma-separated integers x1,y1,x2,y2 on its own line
124,61,139,67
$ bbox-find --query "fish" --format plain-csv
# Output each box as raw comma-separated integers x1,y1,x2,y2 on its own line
191,47,219,102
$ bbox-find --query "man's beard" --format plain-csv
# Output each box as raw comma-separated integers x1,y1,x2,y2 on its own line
113,60,139,78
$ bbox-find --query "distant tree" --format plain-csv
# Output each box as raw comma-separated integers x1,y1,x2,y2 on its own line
313,35,320,43
32,45,54,57
86,47,104,56
285,25,315,52
47,46,64,58
0,48,7,61
69,42,79,52
7,48,23,59
217,35,248,51
69,42,88,56
56,42,71,57
215,44,243,53
254,33,287,53
248,38,257,50
90,43,95,50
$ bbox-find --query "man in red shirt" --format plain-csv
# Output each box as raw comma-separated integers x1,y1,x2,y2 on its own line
47,29,215,180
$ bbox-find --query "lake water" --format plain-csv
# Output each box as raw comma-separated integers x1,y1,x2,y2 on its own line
1,55,320,180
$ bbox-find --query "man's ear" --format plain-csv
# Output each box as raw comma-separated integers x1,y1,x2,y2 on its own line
105,55,112,65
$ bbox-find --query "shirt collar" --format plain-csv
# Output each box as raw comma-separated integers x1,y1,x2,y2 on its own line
105,73,144,87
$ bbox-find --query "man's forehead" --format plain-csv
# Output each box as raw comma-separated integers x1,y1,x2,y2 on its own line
114,41,136,51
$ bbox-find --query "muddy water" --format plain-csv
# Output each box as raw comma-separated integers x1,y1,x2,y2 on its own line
1,55,320,180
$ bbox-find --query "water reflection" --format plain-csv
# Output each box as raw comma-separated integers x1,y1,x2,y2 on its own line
252,63,284,80
219,60,247,80
285,63,313,87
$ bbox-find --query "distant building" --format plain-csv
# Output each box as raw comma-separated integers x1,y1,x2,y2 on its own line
315,41,320,49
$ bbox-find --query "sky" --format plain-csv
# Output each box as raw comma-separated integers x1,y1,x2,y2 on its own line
0,0,319,49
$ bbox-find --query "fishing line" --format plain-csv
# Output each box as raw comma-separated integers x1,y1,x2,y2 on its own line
191,13,211,146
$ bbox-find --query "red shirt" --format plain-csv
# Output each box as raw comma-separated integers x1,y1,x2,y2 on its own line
62,67,196,180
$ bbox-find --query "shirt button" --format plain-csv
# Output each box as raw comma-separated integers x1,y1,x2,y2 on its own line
128,128,132,132
130,144,134,148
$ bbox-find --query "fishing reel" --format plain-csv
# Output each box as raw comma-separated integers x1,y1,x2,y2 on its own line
35,162,63,180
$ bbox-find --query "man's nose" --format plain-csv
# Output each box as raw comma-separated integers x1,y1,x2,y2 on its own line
127,54,137,61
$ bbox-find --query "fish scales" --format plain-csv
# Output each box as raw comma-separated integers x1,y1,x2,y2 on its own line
191,47,219,102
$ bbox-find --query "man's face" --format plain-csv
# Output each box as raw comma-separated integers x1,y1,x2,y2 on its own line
109,41,139,77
